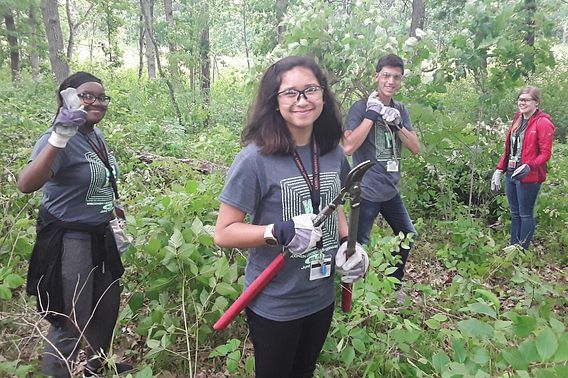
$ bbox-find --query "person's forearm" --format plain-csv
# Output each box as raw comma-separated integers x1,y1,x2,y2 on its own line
17,144,59,193
343,119,374,156
214,222,268,249
398,128,420,155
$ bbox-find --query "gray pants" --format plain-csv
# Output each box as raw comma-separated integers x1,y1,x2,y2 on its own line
41,236,120,378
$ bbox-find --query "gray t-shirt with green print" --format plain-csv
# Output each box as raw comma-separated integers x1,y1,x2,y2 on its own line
30,127,118,225
346,99,413,202
219,143,349,321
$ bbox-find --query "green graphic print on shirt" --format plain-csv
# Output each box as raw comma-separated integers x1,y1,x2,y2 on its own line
280,171,341,268
84,151,117,213
375,123,403,162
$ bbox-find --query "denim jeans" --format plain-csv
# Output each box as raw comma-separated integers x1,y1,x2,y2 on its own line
505,175,541,249
357,194,417,283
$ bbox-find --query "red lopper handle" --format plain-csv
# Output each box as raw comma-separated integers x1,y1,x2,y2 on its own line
214,253,287,330
341,283,353,312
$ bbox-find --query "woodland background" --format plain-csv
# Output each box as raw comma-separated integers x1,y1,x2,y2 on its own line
1,0,567,377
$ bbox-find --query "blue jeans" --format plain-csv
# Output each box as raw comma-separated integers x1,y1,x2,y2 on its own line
505,175,541,249
357,195,417,282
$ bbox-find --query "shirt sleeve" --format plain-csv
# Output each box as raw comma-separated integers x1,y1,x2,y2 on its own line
30,130,65,175
219,147,262,215
345,101,366,131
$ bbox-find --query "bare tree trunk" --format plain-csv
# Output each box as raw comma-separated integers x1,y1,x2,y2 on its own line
65,0,74,61
524,0,535,47
163,0,180,78
28,4,40,81
138,12,145,79
40,0,69,84
141,0,184,127
200,2,210,103
276,0,288,44
3,9,20,82
410,0,425,38
242,2,250,70
141,0,156,79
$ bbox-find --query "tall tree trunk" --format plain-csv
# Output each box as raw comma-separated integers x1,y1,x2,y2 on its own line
138,12,145,79
524,0,535,47
276,0,288,44
141,0,183,127
242,2,250,70
65,0,74,61
141,0,156,79
410,0,425,38
28,4,40,81
163,0,180,78
199,2,210,102
3,9,20,82
40,0,69,84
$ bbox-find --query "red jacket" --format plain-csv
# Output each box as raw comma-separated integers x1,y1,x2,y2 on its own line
497,109,555,183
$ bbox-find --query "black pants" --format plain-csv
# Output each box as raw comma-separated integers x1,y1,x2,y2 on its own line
246,303,334,378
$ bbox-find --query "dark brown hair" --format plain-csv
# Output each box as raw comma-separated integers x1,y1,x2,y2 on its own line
242,56,343,155
376,54,404,73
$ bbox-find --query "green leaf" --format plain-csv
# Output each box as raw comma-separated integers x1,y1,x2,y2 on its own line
169,228,184,249
536,327,558,361
474,289,500,310
4,273,24,289
513,316,537,337
518,339,540,363
502,348,528,370
342,346,355,367
461,301,497,319
458,318,494,338
0,285,12,300
215,282,238,297
553,333,568,362
432,352,450,374
128,292,144,313
471,347,490,365
452,338,467,363
135,366,153,378
549,318,565,334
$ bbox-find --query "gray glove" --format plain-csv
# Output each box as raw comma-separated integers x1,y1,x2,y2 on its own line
512,164,530,181
48,88,86,148
491,169,503,191
273,213,323,255
335,241,369,283
380,106,402,125
365,91,384,121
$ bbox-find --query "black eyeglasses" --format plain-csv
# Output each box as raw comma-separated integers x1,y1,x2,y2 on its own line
78,92,111,105
517,97,535,103
277,86,324,103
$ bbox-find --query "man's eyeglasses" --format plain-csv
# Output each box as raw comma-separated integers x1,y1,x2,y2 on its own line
78,92,111,105
517,97,535,103
277,86,324,103
378,72,404,82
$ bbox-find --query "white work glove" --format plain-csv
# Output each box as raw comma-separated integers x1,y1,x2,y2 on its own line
365,91,384,121
273,213,323,255
511,164,530,181
48,88,86,149
491,169,503,192
335,241,369,283
380,106,402,125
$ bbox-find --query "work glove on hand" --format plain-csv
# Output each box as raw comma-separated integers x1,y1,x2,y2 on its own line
273,213,322,255
365,91,384,121
512,164,531,181
380,106,402,126
491,169,503,192
335,241,369,283
48,88,86,149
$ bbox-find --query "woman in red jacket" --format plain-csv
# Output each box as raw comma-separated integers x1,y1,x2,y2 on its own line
491,86,555,249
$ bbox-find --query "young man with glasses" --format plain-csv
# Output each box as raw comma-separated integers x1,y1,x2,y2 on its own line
343,54,420,303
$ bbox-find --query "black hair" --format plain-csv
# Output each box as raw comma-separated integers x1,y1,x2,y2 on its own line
375,54,404,73
242,56,343,155
57,71,103,108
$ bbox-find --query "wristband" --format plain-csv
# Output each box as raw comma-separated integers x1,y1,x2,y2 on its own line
340,236,349,245
364,110,380,122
